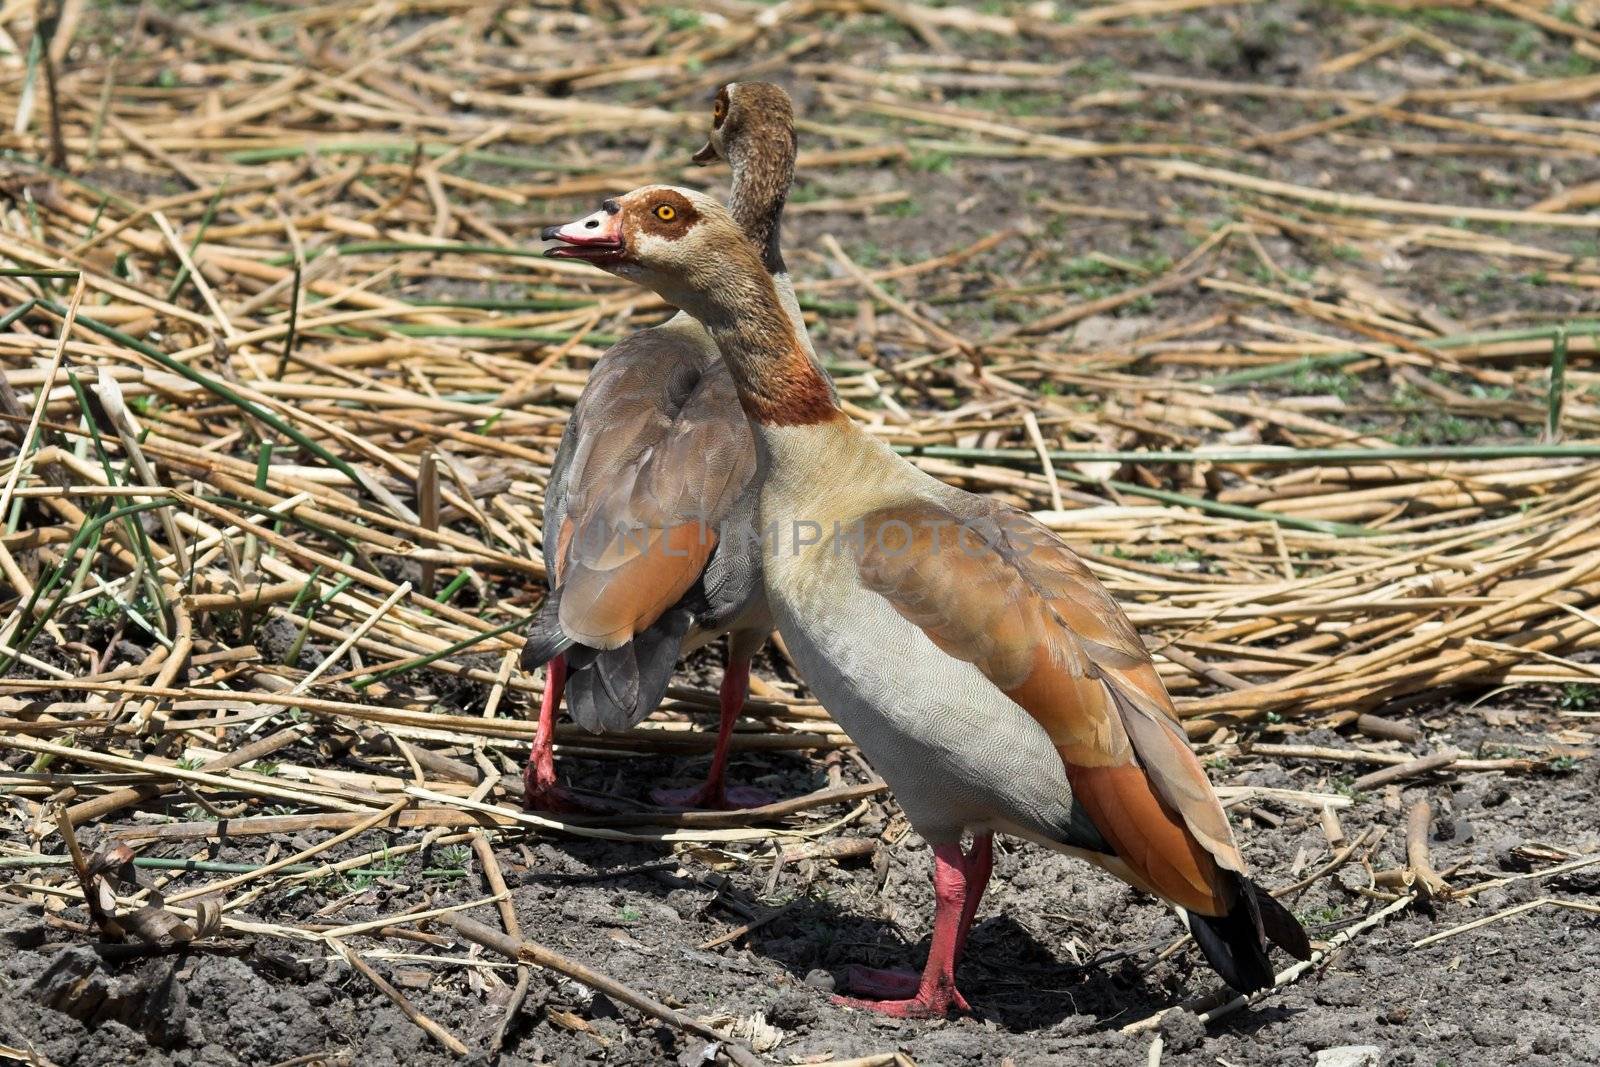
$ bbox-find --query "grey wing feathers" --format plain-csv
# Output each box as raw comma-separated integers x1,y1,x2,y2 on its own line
529,319,764,732
696,487,764,635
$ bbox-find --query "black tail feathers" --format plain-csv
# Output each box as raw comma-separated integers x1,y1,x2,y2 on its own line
1188,899,1274,994
520,594,691,734
1188,877,1312,994
565,609,692,734
521,590,573,672
1253,883,1312,963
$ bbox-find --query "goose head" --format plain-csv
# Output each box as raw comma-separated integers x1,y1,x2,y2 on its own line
692,82,795,166
543,186,754,310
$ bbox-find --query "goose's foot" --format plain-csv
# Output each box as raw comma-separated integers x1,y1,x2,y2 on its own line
831,982,970,1019
839,965,921,1000
520,763,616,815
522,654,601,813
830,840,983,1018
650,781,774,811
652,657,769,811
521,783,597,814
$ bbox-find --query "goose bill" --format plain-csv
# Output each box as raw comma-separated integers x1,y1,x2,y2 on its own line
542,210,626,263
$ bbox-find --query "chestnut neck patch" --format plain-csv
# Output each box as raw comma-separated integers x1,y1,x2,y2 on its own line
698,263,838,428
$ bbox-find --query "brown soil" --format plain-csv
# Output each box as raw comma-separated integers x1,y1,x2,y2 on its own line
5,698,1599,1066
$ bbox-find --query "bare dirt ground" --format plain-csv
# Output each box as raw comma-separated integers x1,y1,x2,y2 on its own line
4,2,1600,1066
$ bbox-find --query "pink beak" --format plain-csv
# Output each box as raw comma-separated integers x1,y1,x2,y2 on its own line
543,201,626,263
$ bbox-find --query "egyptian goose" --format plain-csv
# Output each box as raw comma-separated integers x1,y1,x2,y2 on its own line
522,84,826,811
543,187,1311,1014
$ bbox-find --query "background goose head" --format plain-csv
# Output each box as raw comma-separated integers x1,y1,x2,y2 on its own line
692,82,795,169
546,188,830,425
694,82,797,275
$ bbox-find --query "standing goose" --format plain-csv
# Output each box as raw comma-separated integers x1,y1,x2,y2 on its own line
522,84,826,811
543,187,1311,1014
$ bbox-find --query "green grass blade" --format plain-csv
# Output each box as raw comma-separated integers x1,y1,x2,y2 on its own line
351,611,530,690
1547,325,1569,443
165,178,228,301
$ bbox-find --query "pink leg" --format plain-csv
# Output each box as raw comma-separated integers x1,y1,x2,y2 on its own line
955,832,993,957
521,655,592,813
835,841,978,1017
652,657,772,811
842,835,994,1005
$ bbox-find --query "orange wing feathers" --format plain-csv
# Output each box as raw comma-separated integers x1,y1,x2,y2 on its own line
1066,763,1230,913
556,522,716,648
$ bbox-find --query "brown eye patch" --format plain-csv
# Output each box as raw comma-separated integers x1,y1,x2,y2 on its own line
712,87,729,128
631,190,700,240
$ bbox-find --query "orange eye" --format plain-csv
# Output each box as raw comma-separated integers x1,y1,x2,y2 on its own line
712,94,727,126
655,204,677,221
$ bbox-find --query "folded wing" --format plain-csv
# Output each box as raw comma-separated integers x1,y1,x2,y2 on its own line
852,499,1244,916
548,334,756,650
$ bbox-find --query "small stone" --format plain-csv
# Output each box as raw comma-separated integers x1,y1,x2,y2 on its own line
767,989,818,1029
1315,1046,1384,1067
1311,976,1365,1008
677,1040,719,1067
1476,888,1509,910
803,968,836,993
665,888,702,920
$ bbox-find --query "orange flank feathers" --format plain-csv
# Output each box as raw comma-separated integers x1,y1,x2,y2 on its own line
1064,761,1231,915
